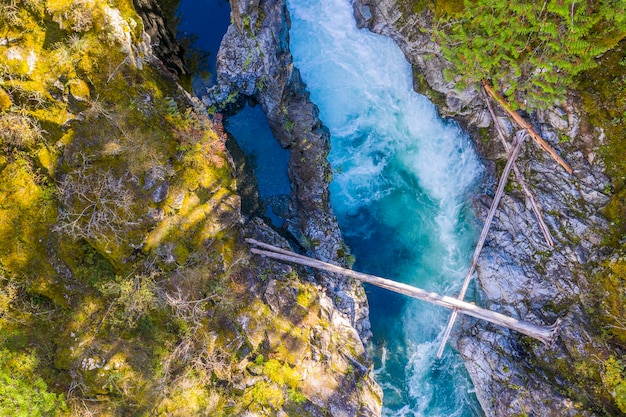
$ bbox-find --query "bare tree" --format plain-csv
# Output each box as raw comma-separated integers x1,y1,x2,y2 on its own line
54,153,139,244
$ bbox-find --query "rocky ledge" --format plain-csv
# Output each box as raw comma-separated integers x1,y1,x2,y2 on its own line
354,0,618,416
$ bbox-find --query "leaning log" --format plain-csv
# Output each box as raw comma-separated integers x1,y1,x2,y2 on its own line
246,239,561,347
482,80,573,174
482,87,554,247
436,131,526,357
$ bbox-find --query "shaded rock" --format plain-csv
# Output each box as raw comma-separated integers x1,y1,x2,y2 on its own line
132,0,188,76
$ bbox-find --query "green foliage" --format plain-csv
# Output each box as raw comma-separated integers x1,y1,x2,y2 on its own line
97,272,158,329
436,0,626,108
602,356,626,413
0,349,66,417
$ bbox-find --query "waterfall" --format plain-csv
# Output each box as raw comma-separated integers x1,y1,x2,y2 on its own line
287,0,485,415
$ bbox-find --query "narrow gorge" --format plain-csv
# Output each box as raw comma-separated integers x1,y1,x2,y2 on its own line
287,0,483,414
209,0,626,415
0,0,624,416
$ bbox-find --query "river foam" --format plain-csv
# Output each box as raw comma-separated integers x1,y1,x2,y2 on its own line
288,0,484,415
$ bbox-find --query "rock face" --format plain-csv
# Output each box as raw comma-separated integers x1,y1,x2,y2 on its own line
203,0,382,415
245,219,383,417
206,0,373,342
456,128,611,416
132,0,188,76
354,0,616,416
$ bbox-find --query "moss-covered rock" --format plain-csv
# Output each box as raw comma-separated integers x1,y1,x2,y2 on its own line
0,88,11,111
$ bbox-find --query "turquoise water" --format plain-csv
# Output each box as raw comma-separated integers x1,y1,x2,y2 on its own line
287,0,484,415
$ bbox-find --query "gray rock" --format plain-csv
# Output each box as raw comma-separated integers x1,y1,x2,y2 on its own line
151,181,169,203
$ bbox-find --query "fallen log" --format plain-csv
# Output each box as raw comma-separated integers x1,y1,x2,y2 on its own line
482,80,573,175
436,131,526,358
482,87,554,247
246,239,561,347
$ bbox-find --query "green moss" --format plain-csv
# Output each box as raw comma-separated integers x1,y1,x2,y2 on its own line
66,78,90,101
576,39,626,246
412,67,447,109
0,88,12,111
296,286,317,308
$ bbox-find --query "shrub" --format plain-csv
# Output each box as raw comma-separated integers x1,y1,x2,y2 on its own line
602,356,626,413
54,154,139,245
0,112,44,149
97,272,157,328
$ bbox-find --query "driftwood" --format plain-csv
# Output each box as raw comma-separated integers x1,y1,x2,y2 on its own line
482,80,573,174
246,239,561,346
436,132,526,358
482,87,555,248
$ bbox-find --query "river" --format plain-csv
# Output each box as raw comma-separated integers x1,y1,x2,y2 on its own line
287,0,485,415
179,0,486,414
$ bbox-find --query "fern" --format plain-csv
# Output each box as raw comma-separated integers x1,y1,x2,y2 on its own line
436,0,626,109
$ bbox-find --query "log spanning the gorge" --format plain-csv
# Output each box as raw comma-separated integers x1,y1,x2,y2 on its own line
246,239,562,347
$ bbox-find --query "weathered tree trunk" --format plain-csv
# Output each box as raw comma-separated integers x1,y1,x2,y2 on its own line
246,239,561,347
482,80,573,174
482,87,554,247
